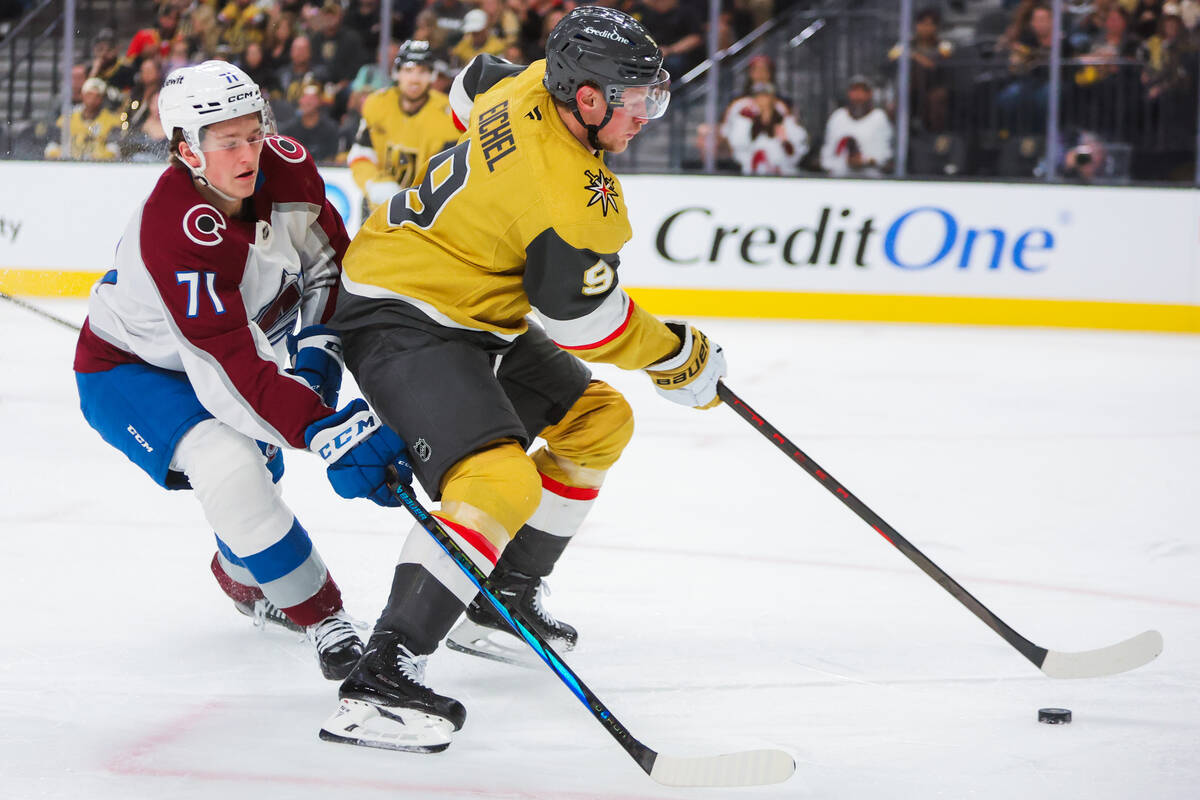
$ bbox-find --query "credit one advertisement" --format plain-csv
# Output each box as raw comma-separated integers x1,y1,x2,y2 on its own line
1,161,1197,313
620,175,1199,305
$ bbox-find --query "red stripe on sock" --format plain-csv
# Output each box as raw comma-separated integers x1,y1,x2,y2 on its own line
281,574,343,627
209,552,264,605
432,514,501,566
539,472,601,501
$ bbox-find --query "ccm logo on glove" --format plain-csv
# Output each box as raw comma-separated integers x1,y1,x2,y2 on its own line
311,408,380,462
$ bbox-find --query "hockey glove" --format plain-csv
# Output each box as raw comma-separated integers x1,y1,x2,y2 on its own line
365,179,403,208
644,322,727,409
288,325,343,407
305,399,413,507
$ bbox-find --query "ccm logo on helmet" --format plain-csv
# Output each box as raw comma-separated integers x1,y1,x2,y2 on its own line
227,91,258,103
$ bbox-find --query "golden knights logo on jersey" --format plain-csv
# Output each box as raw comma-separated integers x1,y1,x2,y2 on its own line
584,168,620,217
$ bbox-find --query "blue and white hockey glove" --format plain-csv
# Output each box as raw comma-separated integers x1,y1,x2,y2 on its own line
288,325,344,408
305,399,412,507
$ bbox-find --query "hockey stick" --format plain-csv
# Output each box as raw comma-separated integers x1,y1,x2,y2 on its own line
717,382,1163,679
0,290,82,332
385,468,795,787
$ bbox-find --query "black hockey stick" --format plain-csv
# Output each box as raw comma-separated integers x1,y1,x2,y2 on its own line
0,290,82,332
717,382,1163,679
384,468,794,787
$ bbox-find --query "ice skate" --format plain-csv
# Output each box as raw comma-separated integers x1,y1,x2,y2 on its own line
307,611,365,680
446,568,577,668
320,631,465,752
233,595,305,633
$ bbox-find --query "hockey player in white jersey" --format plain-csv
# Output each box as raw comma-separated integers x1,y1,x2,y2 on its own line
73,61,413,680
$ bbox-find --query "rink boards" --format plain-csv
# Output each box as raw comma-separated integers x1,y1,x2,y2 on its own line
1,160,1197,332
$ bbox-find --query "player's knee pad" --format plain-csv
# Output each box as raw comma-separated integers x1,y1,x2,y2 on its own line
439,440,541,541
539,380,634,472
173,420,293,553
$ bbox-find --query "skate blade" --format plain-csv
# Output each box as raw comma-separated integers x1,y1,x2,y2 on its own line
445,619,573,669
318,699,453,754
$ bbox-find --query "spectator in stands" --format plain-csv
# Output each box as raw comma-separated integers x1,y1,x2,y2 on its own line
88,28,135,95
428,0,471,50
887,7,954,133
280,82,342,162
240,41,282,98
126,8,179,66
265,12,297,71
118,64,169,162
163,37,192,73
519,0,566,62
820,74,893,177
1074,5,1140,87
996,2,1060,133
485,0,522,49
1130,0,1164,40
312,1,367,88
451,8,507,67
632,0,705,79
694,54,786,170
1141,2,1197,146
179,4,222,63
45,77,122,161
351,41,402,93
725,81,809,176
277,34,330,104
1059,129,1108,183
218,0,269,56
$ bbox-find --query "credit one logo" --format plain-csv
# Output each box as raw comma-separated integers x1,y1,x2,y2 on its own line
655,205,1055,272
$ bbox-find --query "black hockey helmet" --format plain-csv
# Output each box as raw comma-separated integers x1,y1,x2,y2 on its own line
394,39,434,72
544,6,670,119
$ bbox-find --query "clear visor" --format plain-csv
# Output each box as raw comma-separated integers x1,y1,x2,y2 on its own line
196,107,277,152
608,69,671,121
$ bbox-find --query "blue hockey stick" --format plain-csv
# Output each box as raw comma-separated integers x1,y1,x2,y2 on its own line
385,468,794,788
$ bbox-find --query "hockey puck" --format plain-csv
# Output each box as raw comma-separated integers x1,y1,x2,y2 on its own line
1038,708,1072,724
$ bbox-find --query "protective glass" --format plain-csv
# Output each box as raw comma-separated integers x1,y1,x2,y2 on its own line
608,69,671,120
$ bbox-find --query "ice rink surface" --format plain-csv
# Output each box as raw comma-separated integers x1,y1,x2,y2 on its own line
3,297,1198,799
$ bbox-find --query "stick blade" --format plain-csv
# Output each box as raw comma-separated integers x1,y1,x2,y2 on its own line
1039,630,1163,679
649,748,795,787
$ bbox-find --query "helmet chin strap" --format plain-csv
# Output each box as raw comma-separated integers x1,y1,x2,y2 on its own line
182,146,240,205
571,103,614,152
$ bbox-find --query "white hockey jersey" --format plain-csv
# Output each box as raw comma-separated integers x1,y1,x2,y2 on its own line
74,136,348,449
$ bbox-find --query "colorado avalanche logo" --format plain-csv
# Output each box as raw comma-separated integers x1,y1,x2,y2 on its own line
254,272,303,345
583,168,620,217
266,135,308,163
182,204,227,246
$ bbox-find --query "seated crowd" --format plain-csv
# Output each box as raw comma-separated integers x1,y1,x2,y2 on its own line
37,0,773,164
24,0,1200,181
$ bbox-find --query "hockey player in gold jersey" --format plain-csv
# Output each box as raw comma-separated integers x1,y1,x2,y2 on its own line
348,40,461,211
320,7,728,752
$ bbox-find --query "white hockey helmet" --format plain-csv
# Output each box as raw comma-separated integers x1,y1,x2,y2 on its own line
159,60,275,178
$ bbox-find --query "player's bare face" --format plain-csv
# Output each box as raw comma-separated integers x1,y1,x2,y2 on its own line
595,105,646,153
398,64,433,104
198,115,267,202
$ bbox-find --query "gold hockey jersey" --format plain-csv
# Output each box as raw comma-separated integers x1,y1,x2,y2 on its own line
348,87,461,205
340,58,679,371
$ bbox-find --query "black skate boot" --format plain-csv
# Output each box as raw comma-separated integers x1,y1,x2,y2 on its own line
446,568,578,667
306,612,365,681
320,631,464,753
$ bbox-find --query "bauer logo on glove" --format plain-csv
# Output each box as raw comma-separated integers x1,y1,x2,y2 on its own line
644,323,727,409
